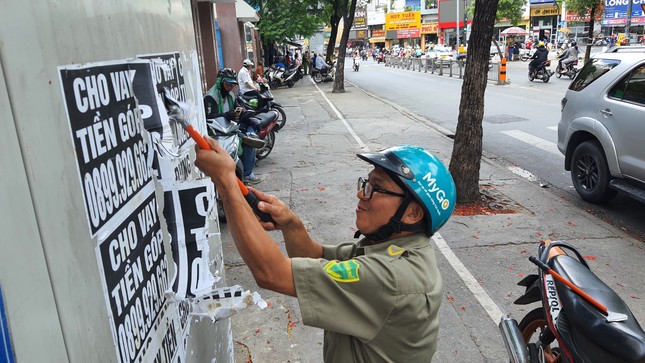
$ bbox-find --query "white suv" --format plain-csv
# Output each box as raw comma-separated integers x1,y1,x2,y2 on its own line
557,46,645,204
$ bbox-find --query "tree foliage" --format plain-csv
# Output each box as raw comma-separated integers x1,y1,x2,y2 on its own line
469,0,524,26
246,0,324,45
561,0,603,62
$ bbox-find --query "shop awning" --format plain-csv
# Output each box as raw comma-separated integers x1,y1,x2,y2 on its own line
369,37,386,43
236,0,259,23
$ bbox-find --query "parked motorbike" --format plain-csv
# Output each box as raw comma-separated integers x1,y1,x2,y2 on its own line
528,60,553,83
242,110,280,160
206,114,247,222
556,60,579,80
353,58,360,72
311,65,334,83
237,81,287,130
499,240,645,363
265,64,301,89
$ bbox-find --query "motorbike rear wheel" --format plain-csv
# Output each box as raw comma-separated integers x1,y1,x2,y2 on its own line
273,105,287,130
542,72,550,83
256,130,275,160
568,69,577,80
518,308,560,363
312,72,323,83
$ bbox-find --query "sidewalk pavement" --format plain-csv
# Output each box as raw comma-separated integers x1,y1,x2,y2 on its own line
221,76,645,362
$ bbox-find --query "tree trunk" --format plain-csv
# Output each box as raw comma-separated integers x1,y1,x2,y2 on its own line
584,7,596,64
449,0,499,203
326,0,343,63
332,0,357,93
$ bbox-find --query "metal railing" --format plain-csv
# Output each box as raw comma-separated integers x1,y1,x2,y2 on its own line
384,55,505,84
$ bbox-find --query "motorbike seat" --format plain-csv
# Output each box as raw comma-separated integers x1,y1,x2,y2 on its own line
551,255,645,362
247,111,277,129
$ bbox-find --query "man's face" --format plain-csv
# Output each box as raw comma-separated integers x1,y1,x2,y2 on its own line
355,167,406,234
223,81,237,92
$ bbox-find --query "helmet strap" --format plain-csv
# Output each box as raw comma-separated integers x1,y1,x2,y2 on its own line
354,195,426,242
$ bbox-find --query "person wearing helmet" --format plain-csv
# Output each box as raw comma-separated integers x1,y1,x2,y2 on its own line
239,59,258,95
528,41,549,73
194,144,456,362
203,68,262,185
558,40,579,72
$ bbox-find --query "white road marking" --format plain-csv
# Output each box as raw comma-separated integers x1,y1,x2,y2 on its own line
433,234,505,323
546,126,557,131
313,79,505,324
310,77,367,150
501,129,560,156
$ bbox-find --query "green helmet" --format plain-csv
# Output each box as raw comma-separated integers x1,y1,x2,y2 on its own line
249,98,259,109
357,145,456,236
217,68,238,84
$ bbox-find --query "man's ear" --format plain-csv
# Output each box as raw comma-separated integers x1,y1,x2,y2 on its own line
402,202,424,225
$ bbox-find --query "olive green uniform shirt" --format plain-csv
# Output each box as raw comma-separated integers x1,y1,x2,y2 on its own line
292,234,443,363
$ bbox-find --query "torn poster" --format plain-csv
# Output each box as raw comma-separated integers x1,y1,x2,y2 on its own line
58,60,189,363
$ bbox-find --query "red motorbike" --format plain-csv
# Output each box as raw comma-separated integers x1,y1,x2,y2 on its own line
500,240,645,363
242,110,279,160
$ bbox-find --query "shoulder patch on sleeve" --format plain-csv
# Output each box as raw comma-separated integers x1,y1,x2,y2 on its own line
323,260,360,282
387,245,405,256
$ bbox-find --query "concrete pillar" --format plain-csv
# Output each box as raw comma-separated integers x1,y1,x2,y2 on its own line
215,2,243,69
198,2,219,91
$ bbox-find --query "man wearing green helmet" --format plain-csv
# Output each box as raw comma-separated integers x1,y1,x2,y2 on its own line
203,68,262,185
195,143,456,362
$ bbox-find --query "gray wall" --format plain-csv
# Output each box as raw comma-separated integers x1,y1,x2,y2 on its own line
0,0,230,361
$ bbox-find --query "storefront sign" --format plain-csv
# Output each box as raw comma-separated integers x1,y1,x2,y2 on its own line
565,13,590,21
356,29,367,38
354,6,367,28
397,29,421,38
386,11,421,30
372,29,386,37
421,23,438,34
603,0,645,25
531,6,559,16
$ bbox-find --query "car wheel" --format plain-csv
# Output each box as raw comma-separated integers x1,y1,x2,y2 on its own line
570,140,617,203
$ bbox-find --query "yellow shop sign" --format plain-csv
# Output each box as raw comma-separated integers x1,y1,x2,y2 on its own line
531,6,559,17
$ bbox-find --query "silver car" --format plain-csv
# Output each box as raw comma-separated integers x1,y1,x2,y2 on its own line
557,47,645,203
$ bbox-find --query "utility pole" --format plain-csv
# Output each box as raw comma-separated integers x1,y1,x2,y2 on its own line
456,0,460,45
625,0,633,45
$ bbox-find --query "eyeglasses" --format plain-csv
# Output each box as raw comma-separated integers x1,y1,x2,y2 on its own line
357,177,406,200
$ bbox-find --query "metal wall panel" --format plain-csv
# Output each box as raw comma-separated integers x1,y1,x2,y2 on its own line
0,0,230,361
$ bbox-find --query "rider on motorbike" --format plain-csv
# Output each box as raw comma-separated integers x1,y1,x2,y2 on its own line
528,41,549,73
203,68,263,184
558,41,579,72
314,53,334,78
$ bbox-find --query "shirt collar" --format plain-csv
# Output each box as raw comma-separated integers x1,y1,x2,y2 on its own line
351,234,429,257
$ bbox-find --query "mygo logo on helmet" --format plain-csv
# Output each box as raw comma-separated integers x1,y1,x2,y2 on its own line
421,171,450,210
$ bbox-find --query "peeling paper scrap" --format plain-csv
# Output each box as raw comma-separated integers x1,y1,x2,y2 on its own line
167,285,267,322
